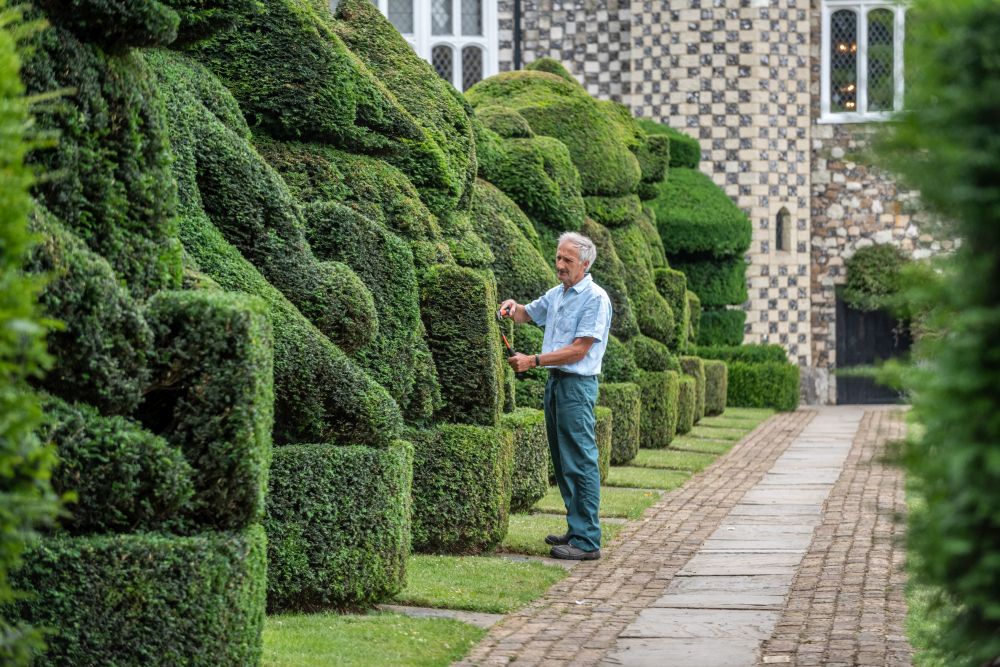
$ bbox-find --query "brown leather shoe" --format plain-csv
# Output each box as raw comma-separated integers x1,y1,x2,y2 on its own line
544,533,571,546
550,544,601,560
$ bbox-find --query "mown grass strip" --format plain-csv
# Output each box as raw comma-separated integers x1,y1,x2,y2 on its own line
605,466,690,491
501,513,623,556
534,485,662,519
632,448,717,472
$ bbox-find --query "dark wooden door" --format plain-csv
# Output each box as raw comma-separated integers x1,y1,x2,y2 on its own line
835,294,911,404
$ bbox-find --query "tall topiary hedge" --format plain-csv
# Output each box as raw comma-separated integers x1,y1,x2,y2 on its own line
595,406,613,483
703,360,728,417
680,356,707,424
654,267,690,350
675,376,696,436
636,370,680,449
408,425,514,554
597,382,641,465
876,3,1000,662
638,119,700,168
697,309,747,346
503,409,548,513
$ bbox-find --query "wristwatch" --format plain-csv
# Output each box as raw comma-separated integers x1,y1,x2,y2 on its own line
535,354,541,368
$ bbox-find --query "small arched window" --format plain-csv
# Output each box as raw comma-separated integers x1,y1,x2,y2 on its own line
776,208,792,253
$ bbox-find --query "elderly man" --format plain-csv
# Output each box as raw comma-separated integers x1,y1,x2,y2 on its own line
499,232,613,560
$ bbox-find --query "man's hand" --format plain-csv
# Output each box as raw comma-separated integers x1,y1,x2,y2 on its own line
507,353,535,372
498,299,518,319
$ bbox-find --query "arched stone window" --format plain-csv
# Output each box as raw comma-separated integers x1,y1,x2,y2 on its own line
776,208,792,253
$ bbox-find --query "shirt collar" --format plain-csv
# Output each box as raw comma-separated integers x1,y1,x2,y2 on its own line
568,273,593,294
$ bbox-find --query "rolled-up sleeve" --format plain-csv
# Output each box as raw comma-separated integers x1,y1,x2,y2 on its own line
574,293,611,342
524,292,549,325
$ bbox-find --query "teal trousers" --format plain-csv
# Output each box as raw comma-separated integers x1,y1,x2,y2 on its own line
544,372,601,552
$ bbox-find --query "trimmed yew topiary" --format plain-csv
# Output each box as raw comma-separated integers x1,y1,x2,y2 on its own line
597,382,641,465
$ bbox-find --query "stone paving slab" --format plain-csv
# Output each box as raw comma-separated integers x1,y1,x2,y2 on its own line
619,608,780,639
677,552,804,576
455,410,817,666
378,604,504,629
605,638,762,666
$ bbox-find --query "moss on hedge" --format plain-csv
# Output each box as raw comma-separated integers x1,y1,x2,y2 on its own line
601,335,639,383
704,360,728,417
503,409,549,513
595,405,612,483
41,395,194,535
477,134,586,233
680,356,707,424
697,308,746,346
334,0,477,214
671,256,748,308
582,217,639,339
597,382,641,465
26,209,152,416
420,264,506,426
467,70,642,196
650,168,751,258
676,376,696,435
142,290,274,531
654,267,690,350
12,526,267,666
265,441,412,611
637,370,680,449
22,26,182,299
302,201,429,416
610,223,675,346
638,119,700,168
470,179,556,303
727,361,800,412
628,333,680,372
408,425,514,554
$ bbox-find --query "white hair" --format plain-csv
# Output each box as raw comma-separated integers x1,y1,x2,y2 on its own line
557,231,597,270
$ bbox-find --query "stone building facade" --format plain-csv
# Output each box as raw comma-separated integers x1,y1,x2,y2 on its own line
488,0,932,404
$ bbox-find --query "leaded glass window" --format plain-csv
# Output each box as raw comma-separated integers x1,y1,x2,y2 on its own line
432,44,454,81
867,8,894,111
461,0,482,36
388,0,414,33
830,10,858,113
432,0,452,35
462,45,483,90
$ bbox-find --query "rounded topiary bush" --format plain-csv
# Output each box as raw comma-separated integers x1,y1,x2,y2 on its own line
638,119,700,168
266,441,412,611
601,335,639,383
597,382,641,465
407,425,514,554
727,361,800,411
697,308,747,346
595,405,612,483
680,356,707,423
503,409,549,514
704,360,728,417
654,267,690,350
637,370,680,449
676,376,696,435
628,333,679,372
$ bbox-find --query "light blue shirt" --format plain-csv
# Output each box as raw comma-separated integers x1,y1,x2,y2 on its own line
524,274,613,376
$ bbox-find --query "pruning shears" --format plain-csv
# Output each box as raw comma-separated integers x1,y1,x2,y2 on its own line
497,306,527,379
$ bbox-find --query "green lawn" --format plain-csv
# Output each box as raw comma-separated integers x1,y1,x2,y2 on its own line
688,425,746,441
605,466,690,490
717,407,776,422
263,612,484,667
632,448,717,472
669,437,734,455
395,555,566,614
534,485,662,519
500,512,623,556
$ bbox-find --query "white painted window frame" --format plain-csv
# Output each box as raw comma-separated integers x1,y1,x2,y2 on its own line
372,0,498,90
820,0,906,124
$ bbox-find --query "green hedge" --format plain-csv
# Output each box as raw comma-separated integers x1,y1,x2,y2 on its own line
142,290,273,531
697,308,747,346
475,105,534,138
671,256,748,308
680,356,706,423
41,395,194,535
628,333,680,372
27,209,152,416
525,56,576,83
265,441,411,611
704,360,728,417
687,291,701,344
637,119,700,168
601,335,639,383
637,370,679,449
843,243,909,312
595,405,612,483
727,361,800,411
503,409,548,513
636,134,670,189
653,267,690,350
676,376,696,435
610,223,675,346
582,217,639,339
38,0,180,48
650,168,751,258
476,131,586,233
408,425,514,554
163,0,255,44
334,0,476,214
420,264,505,426
693,343,789,364
23,25,181,299
11,526,267,666
470,179,556,303
514,378,545,410
583,194,643,228
597,382,641,465
302,200,427,414
467,69,642,196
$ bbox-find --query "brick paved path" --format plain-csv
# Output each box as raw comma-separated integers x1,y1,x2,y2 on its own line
757,408,909,667
457,410,817,666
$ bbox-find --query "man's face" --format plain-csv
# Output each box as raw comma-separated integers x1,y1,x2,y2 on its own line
555,242,588,288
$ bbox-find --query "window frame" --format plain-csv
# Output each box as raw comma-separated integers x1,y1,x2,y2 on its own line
820,0,906,124
371,0,498,91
